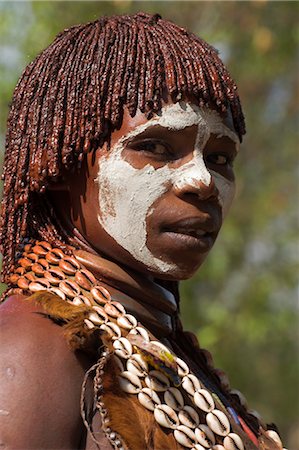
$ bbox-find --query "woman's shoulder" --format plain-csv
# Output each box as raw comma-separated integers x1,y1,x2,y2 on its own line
0,293,89,448
0,292,78,358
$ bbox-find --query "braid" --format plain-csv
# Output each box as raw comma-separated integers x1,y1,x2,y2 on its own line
0,12,245,281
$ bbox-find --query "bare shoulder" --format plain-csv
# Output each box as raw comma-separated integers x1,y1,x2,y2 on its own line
0,294,89,449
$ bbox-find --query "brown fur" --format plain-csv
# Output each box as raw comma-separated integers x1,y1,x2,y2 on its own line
101,357,183,450
25,291,100,354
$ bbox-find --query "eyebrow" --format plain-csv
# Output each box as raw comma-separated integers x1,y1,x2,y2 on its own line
211,133,240,153
119,118,240,151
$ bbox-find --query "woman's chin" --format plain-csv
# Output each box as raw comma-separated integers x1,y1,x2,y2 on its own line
141,256,207,281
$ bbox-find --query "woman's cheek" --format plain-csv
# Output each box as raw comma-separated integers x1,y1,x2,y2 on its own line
211,171,236,218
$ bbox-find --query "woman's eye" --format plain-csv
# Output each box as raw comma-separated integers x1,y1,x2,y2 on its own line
206,153,233,166
129,140,172,157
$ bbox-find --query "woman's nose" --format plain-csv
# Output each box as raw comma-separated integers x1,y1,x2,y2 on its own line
173,155,219,200
174,176,219,200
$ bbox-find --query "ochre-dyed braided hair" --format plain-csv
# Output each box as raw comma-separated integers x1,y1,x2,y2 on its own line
0,12,245,282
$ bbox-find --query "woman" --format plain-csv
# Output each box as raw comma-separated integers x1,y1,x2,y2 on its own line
0,13,284,450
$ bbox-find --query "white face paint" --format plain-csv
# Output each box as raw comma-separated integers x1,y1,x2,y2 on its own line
96,102,239,274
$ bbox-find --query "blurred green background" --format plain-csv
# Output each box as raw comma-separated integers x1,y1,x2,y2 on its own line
0,1,298,448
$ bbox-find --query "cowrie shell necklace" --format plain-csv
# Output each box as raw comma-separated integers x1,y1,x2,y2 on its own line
7,240,284,450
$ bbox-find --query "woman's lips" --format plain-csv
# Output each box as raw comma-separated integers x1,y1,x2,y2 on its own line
161,217,219,251
162,216,220,235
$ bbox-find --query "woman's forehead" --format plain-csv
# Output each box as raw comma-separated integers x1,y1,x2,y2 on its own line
110,102,240,149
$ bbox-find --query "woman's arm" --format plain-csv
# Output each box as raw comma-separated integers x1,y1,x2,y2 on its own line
0,295,87,449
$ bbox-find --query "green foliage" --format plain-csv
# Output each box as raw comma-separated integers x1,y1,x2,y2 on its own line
1,1,298,447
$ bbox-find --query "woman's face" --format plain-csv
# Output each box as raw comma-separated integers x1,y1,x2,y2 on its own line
68,101,239,280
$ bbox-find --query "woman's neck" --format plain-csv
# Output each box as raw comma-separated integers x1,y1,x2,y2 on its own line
74,247,179,338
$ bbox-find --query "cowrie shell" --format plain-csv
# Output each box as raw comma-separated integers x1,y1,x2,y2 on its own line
84,319,95,329
59,256,80,275
113,355,124,372
176,357,189,377
138,387,161,411
104,301,126,318
44,268,65,285
100,322,121,340
9,273,19,284
113,338,133,359
117,314,137,330
194,389,215,412
24,272,35,282
91,285,111,304
89,311,105,326
195,425,216,448
33,245,48,256
59,279,80,298
127,354,148,377
174,425,196,448
36,240,52,251
48,287,66,300
75,269,96,290
29,279,50,292
191,445,207,450
128,326,149,341
206,410,230,437
31,262,44,276
145,370,170,392
178,405,199,428
182,374,201,395
164,387,184,411
118,371,141,394
154,404,179,429
17,277,29,289
93,306,109,323
73,295,92,306
265,430,283,448
223,433,244,450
